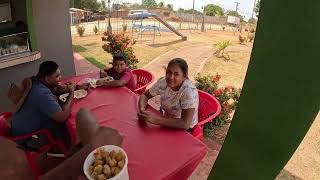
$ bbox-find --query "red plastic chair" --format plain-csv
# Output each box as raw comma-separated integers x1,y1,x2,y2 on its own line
192,90,222,141
0,112,67,179
132,69,154,95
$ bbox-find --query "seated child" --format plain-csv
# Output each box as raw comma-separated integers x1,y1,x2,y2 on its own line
97,52,136,91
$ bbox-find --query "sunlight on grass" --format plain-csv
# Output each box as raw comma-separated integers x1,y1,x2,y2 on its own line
72,33,194,68
84,55,106,69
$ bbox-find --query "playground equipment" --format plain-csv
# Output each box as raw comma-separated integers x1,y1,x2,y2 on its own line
125,10,187,42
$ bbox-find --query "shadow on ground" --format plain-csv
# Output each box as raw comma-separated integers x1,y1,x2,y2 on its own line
148,39,185,48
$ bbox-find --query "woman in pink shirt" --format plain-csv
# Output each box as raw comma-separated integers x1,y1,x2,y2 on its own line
97,52,136,91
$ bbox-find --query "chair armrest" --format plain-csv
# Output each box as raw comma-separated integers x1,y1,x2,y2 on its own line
9,129,56,144
197,113,220,127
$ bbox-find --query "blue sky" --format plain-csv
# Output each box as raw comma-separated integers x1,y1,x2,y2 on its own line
115,0,256,19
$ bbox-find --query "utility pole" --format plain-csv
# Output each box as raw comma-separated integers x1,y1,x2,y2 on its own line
192,0,195,23
193,0,195,11
234,2,240,13
107,0,112,35
252,0,257,18
201,6,205,32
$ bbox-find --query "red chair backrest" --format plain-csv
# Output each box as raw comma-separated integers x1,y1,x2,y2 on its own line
197,90,221,125
132,69,154,94
0,112,12,137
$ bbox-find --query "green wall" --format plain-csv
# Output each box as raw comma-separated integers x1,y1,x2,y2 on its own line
26,0,37,51
209,0,320,179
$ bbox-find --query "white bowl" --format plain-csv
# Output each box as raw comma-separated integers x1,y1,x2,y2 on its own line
83,145,129,180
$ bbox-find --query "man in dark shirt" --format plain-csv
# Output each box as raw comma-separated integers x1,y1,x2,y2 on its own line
1,108,123,180
10,61,76,147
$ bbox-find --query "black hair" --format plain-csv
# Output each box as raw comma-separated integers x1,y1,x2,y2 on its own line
167,58,189,77
113,52,127,64
37,61,59,79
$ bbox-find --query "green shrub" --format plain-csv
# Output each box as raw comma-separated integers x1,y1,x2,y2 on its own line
76,25,85,37
195,74,241,137
122,24,127,32
214,40,231,60
102,32,138,69
239,34,246,44
248,33,255,42
93,25,98,35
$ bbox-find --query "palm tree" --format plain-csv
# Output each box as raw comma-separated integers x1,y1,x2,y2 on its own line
214,40,231,60
158,2,164,8
166,4,173,11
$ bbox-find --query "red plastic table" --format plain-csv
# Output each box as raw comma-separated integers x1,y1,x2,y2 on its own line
63,74,207,180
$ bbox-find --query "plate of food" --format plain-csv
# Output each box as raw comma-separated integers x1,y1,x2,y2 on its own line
87,77,114,88
87,78,98,88
59,89,88,102
59,93,69,102
83,145,129,180
74,89,88,99
101,76,114,81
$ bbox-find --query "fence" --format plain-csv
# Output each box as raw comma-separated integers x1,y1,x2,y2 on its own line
71,8,236,36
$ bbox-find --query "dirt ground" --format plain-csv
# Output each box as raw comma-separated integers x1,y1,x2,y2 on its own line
72,30,246,69
72,30,197,68
280,112,320,180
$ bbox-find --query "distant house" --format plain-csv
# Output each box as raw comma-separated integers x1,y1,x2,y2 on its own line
110,9,129,18
70,8,93,25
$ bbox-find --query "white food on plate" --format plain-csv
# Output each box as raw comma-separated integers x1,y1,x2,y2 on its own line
87,77,114,88
59,89,88,102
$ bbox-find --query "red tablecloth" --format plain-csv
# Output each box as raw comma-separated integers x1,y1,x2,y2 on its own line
63,74,207,180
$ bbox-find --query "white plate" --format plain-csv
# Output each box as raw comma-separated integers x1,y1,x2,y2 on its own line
59,93,69,102
87,78,98,88
87,77,114,88
74,89,88,99
102,76,114,81
59,89,88,102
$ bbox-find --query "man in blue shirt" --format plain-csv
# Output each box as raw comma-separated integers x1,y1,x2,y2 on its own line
1,108,123,180
10,61,76,147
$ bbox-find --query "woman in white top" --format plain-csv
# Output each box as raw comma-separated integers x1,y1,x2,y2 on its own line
138,58,199,130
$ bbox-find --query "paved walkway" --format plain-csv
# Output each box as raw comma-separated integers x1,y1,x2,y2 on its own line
73,52,99,75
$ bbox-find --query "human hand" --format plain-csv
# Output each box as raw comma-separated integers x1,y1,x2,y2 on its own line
100,70,108,78
138,110,157,125
138,106,146,114
91,127,123,148
77,83,90,90
96,79,106,86
66,82,76,94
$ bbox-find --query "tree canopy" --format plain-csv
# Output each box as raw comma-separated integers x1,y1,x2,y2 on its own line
166,4,173,11
204,4,224,16
70,0,104,12
142,0,157,8
255,0,260,18
158,2,164,8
